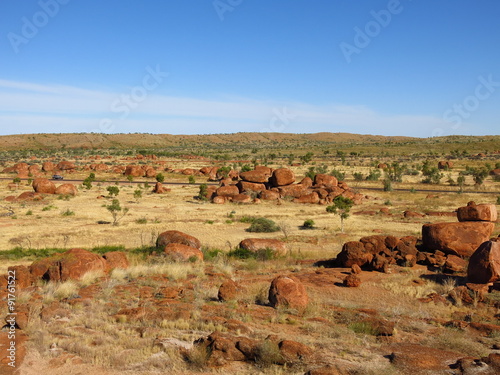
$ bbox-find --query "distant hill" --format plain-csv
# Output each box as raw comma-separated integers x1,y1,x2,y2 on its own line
0,132,498,153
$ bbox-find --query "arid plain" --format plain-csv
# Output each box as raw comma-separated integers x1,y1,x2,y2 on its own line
1,133,500,375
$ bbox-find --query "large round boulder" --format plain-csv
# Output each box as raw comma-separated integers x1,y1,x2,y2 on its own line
422,222,495,257
313,174,338,188
124,165,145,177
268,275,308,310
42,161,55,172
467,241,500,284
336,241,373,267
57,161,76,170
269,168,295,187
156,230,201,250
55,183,78,196
32,178,56,194
239,238,287,256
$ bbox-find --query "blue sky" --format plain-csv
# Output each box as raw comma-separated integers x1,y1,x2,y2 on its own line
0,0,499,137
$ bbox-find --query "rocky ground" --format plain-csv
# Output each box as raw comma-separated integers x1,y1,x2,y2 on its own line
1,155,500,374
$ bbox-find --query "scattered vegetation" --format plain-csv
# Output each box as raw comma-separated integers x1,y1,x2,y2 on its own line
245,217,280,233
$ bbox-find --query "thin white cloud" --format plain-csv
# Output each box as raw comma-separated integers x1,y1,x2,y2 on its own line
0,79,453,137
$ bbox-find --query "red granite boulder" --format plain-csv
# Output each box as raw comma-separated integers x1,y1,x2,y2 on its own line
268,275,308,310
422,222,495,257
457,202,497,222
156,230,201,250
269,168,295,187
55,183,78,196
164,243,203,262
32,178,56,194
467,241,500,284
239,238,287,256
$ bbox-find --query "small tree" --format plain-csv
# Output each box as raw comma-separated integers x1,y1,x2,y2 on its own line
326,196,354,233
126,175,134,185
13,177,21,189
188,175,196,184
106,199,129,226
133,188,143,202
472,168,489,186
457,175,465,193
156,173,165,183
107,186,120,197
82,177,93,190
198,184,209,201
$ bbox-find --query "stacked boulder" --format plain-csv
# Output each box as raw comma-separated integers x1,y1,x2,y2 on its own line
156,230,204,261
335,202,497,275
32,178,78,196
207,166,363,205
334,235,420,272
422,201,496,258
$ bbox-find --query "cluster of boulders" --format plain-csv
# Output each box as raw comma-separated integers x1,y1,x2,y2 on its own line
437,160,453,169
191,331,313,368
335,235,422,274
2,161,77,178
1,248,128,293
4,177,78,202
201,166,363,205
422,201,496,257
335,202,499,293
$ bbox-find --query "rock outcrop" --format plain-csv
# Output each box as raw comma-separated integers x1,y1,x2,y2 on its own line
156,230,201,250
422,222,495,257
268,275,308,310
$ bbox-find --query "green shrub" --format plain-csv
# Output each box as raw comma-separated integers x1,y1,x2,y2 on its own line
353,172,364,181
135,217,148,224
155,173,165,183
61,209,75,216
238,216,255,223
246,217,280,233
227,247,276,260
302,219,315,229
107,186,120,196
348,321,380,336
0,247,66,261
383,178,393,192
202,248,224,260
365,169,381,181
330,169,345,181
197,184,208,201
91,245,126,255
